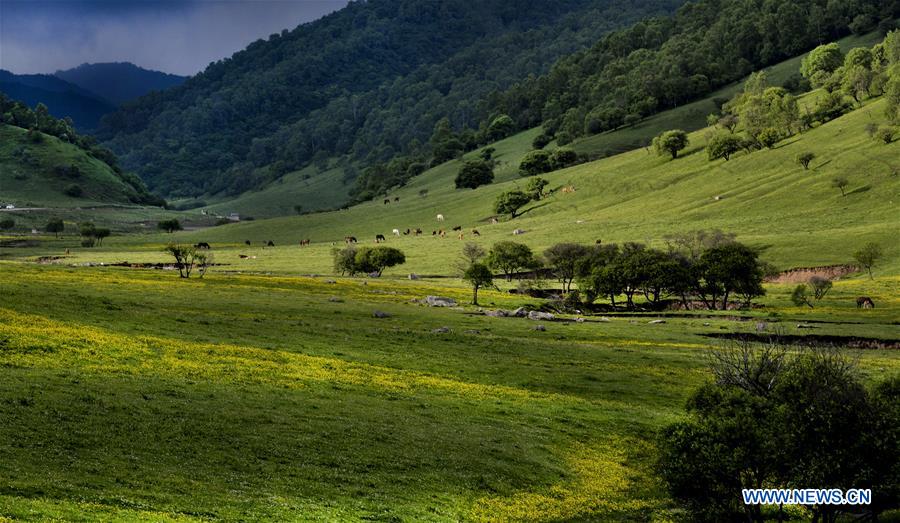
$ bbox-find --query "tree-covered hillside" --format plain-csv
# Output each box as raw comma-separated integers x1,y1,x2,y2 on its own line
98,0,684,197
55,63,187,105
0,70,116,130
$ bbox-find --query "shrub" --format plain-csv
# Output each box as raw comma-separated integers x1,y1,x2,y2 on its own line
532,133,552,149
757,127,781,149
874,126,896,144
518,150,553,177
63,184,83,197
455,160,494,189
0,218,14,230
796,152,815,170
551,148,578,169
525,177,548,201
707,133,744,161
652,130,689,159
157,219,183,233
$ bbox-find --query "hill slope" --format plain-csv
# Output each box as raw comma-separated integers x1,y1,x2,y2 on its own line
98,0,684,197
179,97,898,276
0,71,116,130
0,124,155,207
55,63,187,105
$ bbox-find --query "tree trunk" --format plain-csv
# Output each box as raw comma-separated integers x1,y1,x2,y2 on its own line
472,286,479,306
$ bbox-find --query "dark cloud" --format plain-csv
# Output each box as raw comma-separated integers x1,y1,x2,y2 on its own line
0,0,348,76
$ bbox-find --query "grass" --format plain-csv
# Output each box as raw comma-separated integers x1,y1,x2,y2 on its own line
0,261,897,520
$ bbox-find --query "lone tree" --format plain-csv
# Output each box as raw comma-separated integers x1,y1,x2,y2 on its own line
494,190,532,219
653,130,689,159
0,218,14,230
831,176,849,196
455,159,494,189
791,276,832,308
353,246,406,276
158,219,183,233
463,263,493,305
525,177,549,200
164,243,199,278
706,133,743,161
45,218,64,238
487,241,537,281
796,151,815,170
93,227,111,246
853,242,883,279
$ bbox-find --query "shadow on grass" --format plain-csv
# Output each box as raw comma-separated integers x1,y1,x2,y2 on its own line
812,159,833,171
517,201,553,217
846,185,871,196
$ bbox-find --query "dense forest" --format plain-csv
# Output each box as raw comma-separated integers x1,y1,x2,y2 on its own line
97,0,684,197
487,0,900,143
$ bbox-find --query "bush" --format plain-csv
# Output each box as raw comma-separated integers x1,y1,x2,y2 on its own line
0,218,14,230
874,126,896,144
494,190,532,219
532,133,553,149
157,219,183,233
653,130,689,159
63,184,83,197
796,151,815,170
757,127,781,149
707,133,743,161
518,150,553,177
551,148,578,169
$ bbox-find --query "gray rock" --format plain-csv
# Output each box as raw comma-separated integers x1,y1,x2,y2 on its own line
323,279,337,284
648,319,666,324
372,310,391,318
463,330,481,335
328,297,343,302
532,325,546,331
512,307,527,317
528,311,555,321
755,322,768,332
431,326,451,333
425,296,458,307
408,273,419,280
485,310,508,317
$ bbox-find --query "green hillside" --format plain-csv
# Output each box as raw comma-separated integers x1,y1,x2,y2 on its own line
0,124,154,207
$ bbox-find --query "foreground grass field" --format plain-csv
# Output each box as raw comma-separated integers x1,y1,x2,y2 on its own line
0,261,897,521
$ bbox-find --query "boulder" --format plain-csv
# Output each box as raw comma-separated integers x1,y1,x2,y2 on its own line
431,326,451,333
485,310,508,317
512,307,527,317
527,311,555,321
324,279,337,284
532,325,546,331
372,310,391,318
648,319,666,324
425,296,457,307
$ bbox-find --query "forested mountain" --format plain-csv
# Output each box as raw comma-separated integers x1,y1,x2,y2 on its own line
0,70,116,130
97,0,684,197
55,63,187,105
486,0,900,143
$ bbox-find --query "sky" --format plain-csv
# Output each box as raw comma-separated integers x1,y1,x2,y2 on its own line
0,0,349,76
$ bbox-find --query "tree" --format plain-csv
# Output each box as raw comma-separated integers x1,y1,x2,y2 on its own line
801,43,845,87
550,148,577,169
653,130,689,159
454,160,494,189
853,242,883,279
0,218,14,230
525,177,548,200
796,151,815,169
543,243,590,292
831,176,849,196
353,246,406,276
487,241,536,281
756,127,780,149
518,150,553,176
333,246,359,275
463,263,493,305
461,242,486,265
532,133,552,149
706,133,743,161
44,218,63,238
93,228,111,246
842,65,875,103
494,190,531,219
695,242,766,310
158,219,183,233
164,243,198,278
791,276,832,307
486,114,515,142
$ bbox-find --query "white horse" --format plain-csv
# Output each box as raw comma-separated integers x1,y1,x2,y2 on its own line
436,214,444,221
392,228,401,236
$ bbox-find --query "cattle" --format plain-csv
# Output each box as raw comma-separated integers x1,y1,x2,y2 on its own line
458,233,464,240
856,296,876,309
299,239,311,246
345,236,357,244
432,230,437,236
267,240,275,247
384,199,390,205
245,240,251,246
439,230,446,238
392,229,401,236
452,225,462,231
472,229,480,236
394,197,400,202
414,228,422,235
195,242,211,249
404,228,410,235
436,214,444,221
513,229,526,235
561,185,576,194
375,234,386,243
239,254,249,259
490,217,499,224
595,239,602,244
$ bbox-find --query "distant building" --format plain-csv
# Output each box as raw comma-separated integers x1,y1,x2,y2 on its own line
228,213,240,222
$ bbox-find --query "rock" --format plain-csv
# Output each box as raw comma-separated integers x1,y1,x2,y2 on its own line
372,310,391,318
463,330,481,335
528,311,555,321
425,296,458,307
431,326,451,333
648,319,666,324
324,279,337,284
512,229,526,235
368,272,381,278
485,310,508,317
703,322,711,326
532,325,546,331
408,273,419,280
328,297,343,302
512,307,527,317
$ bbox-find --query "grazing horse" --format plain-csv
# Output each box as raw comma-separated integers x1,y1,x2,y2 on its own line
245,240,251,246
436,214,444,221
472,229,480,236
345,236,357,244
195,242,211,249
375,234,386,243
394,197,399,202
452,225,462,231
384,199,390,205
266,240,275,247
856,296,875,309
561,185,576,194
392,229,401,236
299,239,311,246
